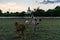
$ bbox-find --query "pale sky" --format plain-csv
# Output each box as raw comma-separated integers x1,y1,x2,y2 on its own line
0,0,60,12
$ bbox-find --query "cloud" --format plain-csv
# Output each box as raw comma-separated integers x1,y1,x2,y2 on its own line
0,1,60,13
39,3,60,11
0,2,28,12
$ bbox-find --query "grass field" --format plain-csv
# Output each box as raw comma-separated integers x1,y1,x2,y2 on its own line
0,18,60,40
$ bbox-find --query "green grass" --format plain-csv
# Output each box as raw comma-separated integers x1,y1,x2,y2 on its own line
39,19,60,40
0,18,60,40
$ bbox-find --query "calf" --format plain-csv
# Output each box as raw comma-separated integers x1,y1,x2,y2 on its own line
15,22,26,39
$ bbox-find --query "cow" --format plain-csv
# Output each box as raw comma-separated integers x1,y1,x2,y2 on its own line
32,18,42,33
15,22,27,39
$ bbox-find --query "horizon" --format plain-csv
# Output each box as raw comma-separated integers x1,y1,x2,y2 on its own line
0,0,60,13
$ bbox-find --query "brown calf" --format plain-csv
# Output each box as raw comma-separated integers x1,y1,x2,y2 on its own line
15,22,26,39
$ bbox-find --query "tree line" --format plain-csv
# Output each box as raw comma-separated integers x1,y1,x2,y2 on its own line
0,6,60,17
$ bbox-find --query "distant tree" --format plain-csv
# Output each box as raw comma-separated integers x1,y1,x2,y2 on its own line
45,6,60,17
14,12,19,16
0,6,60,17
3,11,10,16
53,6,60,16
55,6,60,10
46,9,54,16
19,11,26,17
0,9,3,16
0,9,2,14
6,11,9,14
32,8,45,17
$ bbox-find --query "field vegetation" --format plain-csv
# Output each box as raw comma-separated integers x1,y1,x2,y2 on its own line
0,18,60,40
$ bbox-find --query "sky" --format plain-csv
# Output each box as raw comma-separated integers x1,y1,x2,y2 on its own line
0,0,60,12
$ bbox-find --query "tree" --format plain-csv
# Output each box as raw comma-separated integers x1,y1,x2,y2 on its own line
46,9,54,16
19,11,26,17
0,9,2,14
32,8,45,17
0,9,3,16
53,6,60,16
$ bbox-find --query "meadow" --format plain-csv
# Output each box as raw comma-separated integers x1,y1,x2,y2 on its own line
0,18,60,40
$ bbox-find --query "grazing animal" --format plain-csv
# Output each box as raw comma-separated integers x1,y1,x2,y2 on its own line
33,18,41,32
31,14,42,33
15,22,26,39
